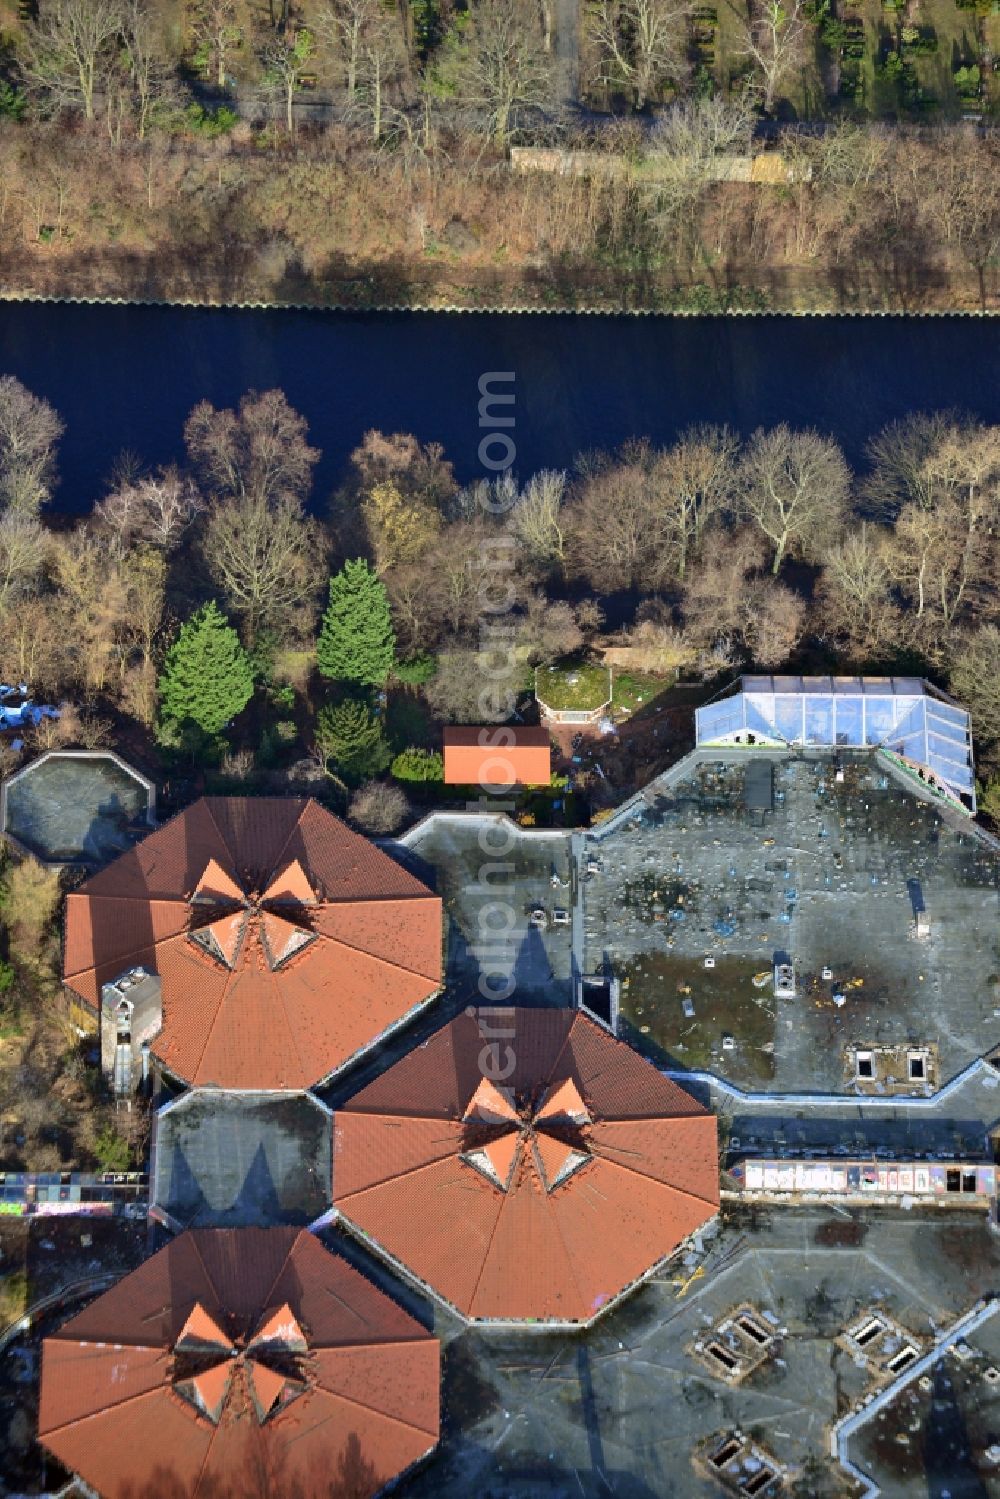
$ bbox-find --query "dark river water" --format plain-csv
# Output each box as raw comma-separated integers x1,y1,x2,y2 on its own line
2,303,1000,511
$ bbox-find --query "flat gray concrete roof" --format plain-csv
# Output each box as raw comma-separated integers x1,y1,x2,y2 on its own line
152,1090,331,1229
398,815,574,1003
583,752,1000,1094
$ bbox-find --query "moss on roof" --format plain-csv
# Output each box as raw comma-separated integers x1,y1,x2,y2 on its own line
535,661,612,713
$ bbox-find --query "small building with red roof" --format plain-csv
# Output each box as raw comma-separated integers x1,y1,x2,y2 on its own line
38,1227,440,1499
443,726,551,787
333,1008,719,1324
62,796,442,1091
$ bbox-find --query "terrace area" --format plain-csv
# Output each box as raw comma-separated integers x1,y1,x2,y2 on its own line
582,750,1000,1094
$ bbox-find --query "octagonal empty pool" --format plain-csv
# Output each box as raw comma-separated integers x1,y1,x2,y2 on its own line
2,751,156,865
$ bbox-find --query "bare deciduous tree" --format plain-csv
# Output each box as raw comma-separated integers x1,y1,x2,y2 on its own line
188,390,322,643
567,457,664,591
442,0,553,145
351,7,407,142
864,410,957,519
950,625,1000,746
202,493,323,644
348,430,456,510
815,524,901,657
23,0,124,120
259,26,316,134
424,646,496,722
738,424,850,573
680,526,766,650
921,129,1000,312
646,96,755,259
48,529,129,691
738,577,806,667
185,389,319,508
510,469,567,568
882,423,1000,644
0,376,64,514
315,0,380,99
587,0,689,109
519,593,584,662
813,121,891,194
119,0,173,139
190,0,243,88
94,467,203,553
735,0,811,114
654,424,737,578
0,512,49,615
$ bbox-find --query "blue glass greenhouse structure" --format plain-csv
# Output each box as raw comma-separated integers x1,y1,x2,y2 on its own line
696,676,975,813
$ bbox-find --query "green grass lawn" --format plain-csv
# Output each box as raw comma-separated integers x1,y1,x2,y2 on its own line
535,660,613,713
610,670,673,718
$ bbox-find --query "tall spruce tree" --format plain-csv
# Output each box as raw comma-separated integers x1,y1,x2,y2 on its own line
158,600,254,742
317,559,395,686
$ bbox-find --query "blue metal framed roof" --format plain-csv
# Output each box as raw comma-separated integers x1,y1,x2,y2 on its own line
696,676,975,810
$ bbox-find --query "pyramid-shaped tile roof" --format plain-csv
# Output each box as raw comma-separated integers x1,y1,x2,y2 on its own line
333,1009,720,1324
38,1227,440,1499
63,797,442,1089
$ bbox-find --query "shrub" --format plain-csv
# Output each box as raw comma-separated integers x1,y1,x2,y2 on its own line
0,83,27,121
391,747,444,782
954,64,981,96
185,103,239,137
978,778,1000,826
220,748,256,782
0,857,61,969
93,1126,131,1172
348,781,411,833
394,654,438,686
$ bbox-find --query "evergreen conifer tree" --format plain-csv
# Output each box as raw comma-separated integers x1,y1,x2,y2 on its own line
317,560,395,686
158,600,254,743
315,698,391,781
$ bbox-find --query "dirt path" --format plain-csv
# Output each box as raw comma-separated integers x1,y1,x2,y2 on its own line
551,0,581,107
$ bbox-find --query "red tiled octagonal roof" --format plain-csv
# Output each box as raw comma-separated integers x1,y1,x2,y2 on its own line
38,1227,440,1499
63,797,442,1089
333,1008,720,1324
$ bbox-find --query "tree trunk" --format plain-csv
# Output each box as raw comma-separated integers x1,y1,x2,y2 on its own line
348,28,359,98
82,60,95,120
